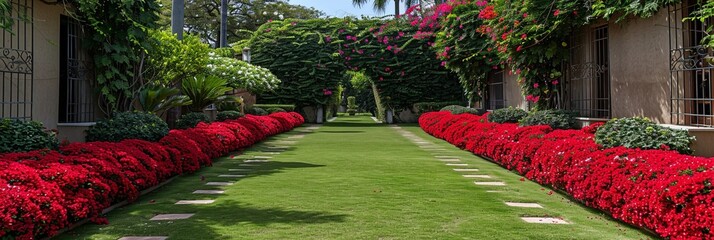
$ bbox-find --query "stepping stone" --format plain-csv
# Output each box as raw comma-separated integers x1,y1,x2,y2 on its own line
150,214,194,221
463,175,492,179
119,237,168,240
268,146,289,149
193,190,225,195
244,160,269,163
229,169,250,172
219,175,246,178
287,135,305,139
505,202,543,208
260,152,281,155
521,217,569,224
175,200,215,205
206,182,233,186
446,163,468,166
454,169,479,172
486,190,505,193
239,164,259,167
253,156,272,159
438,159,461,162
474,181,506,186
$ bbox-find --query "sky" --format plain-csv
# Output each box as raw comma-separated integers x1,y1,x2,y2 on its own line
288,0,397,18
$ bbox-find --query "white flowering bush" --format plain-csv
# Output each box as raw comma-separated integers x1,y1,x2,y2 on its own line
207,52,281,94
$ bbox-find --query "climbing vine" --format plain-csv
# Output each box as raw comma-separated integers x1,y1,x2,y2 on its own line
67,0,160,114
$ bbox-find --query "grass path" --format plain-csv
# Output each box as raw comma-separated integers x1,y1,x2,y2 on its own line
58,116,655,239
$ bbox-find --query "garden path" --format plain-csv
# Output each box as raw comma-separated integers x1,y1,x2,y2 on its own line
58,116,655,240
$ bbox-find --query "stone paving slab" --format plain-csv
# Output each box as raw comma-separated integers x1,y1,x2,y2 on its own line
453,169,479,172
219,175,246,178
505,202,543,208
119,237,168,240
193,190,225,194
446,163,468,166
287,135,305,139
228,169,251,172
473,182,506,186
175,200,215,205
252,156,272,159
244,160,269,163
438,159,461,162
463,175,492,179
206,182,233,186
521,217,569,224
150,214,194,221
259,152,282,155
239,164,259,167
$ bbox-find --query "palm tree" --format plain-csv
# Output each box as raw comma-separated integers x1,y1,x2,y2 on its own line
352,0,429,18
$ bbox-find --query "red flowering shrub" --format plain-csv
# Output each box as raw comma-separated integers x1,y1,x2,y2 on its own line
419,111,713,239
0,112,304,239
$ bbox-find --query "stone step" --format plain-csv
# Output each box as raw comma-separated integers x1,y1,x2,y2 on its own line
218,175,246,178
453,169,479,172
175,200,215,205
150,214,194,221
473,182,506,186
463,175,492,179
206,182,233,186
521,217,569,224
193,190,225,195
505,202,543,208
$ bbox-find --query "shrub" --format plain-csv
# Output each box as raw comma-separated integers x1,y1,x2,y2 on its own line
253,104,296,112
440,105,484,115
595,117,695,154
488,107,529,123
266,107,286,113
216,111,244,121
519,109,577,129
86,112,169,142
246,107,269,116
175,112,210,129
0,119,58,153
414,101,462,115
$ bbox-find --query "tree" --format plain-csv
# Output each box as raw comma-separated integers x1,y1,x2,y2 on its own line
159,0,324,46
351,0,432,17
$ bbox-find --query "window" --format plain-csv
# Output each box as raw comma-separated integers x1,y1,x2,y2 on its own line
59,15,94,123
1,0,33,120
565,25,611,118
486,70,505,110
669,0,714,127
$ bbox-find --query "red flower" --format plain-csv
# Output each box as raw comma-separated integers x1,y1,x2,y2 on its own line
553,9,560,16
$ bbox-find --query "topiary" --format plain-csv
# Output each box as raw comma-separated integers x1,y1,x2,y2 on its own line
519,109,577,129
86,111,169,142
266,107,286,113
216,111,244,121
595,117,695,154
0,119,59,153
440,105,485,115
246,107,269,116
488,107,529,123
175,112,210,129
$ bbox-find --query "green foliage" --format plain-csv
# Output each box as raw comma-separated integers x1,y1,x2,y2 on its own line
217,111,244,121
70,0,160,113
595,117,695,154
0,1,12,31
685,1,714,48
246,107,269,116
144,30,210,86
175,112,210,129
488,107,529,123
86,111,169,142
591,0,681,22
347,96,358,109
253,104,296,112
434,3,500,101
249,18,355,106
519,109,577,130
441,105,484,115
343,19,463,110
413,101,462,115
134,85,192,117
0,119,58,153
207,50,281,94
181,75,235,112
159,0,324,45
266,107,287,113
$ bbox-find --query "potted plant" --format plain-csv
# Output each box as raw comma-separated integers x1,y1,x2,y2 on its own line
347,96,358,116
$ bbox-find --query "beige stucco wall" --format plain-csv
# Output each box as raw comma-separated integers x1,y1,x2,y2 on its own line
607,9,672,123
32,1,65,129
503,69,527,110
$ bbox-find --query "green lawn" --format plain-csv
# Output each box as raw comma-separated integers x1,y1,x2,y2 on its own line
58,116,656,239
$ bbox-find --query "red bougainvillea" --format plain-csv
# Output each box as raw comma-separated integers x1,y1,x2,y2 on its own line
420,111,714,239
0,112,304,239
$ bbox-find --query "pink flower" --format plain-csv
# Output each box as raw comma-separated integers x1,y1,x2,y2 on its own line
325,36,332,42
476,0,487,7
440,61,447,67
551,80,559,85
554,9,560,16
516,45,523,52
533,83,539,88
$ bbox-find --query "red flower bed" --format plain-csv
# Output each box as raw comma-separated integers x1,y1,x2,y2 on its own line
0,112,304,239
419,111,714,239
